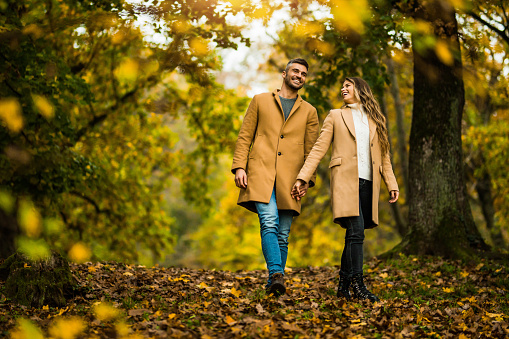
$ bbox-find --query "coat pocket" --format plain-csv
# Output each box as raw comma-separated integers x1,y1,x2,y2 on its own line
329,157,342,168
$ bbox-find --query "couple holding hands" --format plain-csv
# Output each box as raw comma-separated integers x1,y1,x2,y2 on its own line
231,58,399,302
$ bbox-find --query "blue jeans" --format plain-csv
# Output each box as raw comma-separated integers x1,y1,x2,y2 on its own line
255,187,293,287
338,178,373,277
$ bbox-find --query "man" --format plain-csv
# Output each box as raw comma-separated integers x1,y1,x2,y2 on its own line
231,58,320,296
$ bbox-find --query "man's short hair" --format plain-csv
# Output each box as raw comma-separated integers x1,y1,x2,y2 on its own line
285,58,309,72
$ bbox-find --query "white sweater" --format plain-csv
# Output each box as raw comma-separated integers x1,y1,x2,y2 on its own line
348,103,372,180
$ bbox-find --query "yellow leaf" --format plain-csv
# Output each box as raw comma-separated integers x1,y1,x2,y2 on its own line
189,37,209,56
330,0,370,33
17,237,50,261
22,24,43,39
32,94,54,119
197,282,209,289
115,59,139,82
308,39,334,56
23,263,31,268
115,321,130,337
172,20,192,34
0,190,15,213
230,287,241,298
225,315,236,325
0,98,24,132
475,263,484,270
442,287,454,293
293,21,323,37
447,0,467,10
250,5,270,20
68,242,91,263
458,334,468,339
460,271,469,278
168,313,176,320
93,302,120,322
42,305,49,311
48,316,86,339
435,40,454,66
10,318,44,339
88,266,96,273
18,199,41,238
379,272,388,279
413,19,433,35
435,271,442,277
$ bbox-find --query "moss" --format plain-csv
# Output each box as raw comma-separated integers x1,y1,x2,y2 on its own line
3,251,77,308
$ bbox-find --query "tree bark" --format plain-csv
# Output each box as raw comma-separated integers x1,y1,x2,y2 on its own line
0,209,18,260
394,0,488,258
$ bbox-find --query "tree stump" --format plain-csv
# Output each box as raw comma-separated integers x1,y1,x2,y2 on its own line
0,251,78,308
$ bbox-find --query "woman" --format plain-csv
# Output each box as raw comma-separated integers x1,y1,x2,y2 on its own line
291,77,399,302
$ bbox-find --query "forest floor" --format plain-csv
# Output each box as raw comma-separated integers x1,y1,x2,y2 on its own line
1,254,508,338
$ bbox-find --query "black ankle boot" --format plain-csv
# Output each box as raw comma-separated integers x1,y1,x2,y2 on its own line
351,274,380,302
336,272,351,300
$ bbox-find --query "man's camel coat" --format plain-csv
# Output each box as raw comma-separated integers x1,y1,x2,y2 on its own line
296,107,399,228
231,89,320,215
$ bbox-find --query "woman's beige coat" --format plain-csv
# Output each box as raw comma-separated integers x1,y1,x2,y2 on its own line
297,107,398,228
231,89,320,215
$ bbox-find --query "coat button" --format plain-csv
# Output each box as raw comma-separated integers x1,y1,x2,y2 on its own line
280,135,284,139
278,152,282,156
371,143,373,147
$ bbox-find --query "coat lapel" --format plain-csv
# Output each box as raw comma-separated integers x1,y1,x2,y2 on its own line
273,89,284,119
342,108,356,139
369,117,377,142
286,96,303,121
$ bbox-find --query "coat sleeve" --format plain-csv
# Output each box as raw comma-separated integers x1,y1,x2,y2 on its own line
381,152,399,192
297,110,334,183
305,108,320,187
231,96,258,174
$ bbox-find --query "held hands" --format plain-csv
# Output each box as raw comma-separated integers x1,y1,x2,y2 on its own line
235,168,248,188
291,179,309,201
389,190,399,203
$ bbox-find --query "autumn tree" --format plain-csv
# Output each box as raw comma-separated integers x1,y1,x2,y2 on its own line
0,0,252,262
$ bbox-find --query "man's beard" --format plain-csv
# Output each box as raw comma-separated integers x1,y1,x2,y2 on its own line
284,74,304,90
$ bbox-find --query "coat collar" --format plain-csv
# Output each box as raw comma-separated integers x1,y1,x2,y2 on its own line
341,106,377,142
273,89,303,121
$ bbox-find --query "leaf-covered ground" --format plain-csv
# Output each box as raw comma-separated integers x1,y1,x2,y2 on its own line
1,255,508,338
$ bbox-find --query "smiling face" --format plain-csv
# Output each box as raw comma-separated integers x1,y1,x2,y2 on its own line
282,63,307,91
341,80,358,104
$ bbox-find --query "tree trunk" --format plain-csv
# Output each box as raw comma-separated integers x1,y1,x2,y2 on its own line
394,0,488,258
0,251,77,308
0,209,18,260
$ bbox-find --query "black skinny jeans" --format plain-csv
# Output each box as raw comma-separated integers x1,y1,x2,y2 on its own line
339,178,373,277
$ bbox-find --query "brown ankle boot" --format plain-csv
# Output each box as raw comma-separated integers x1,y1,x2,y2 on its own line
266,273,285,297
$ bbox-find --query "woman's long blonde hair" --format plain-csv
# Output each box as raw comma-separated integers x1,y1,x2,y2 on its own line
342,77,390,157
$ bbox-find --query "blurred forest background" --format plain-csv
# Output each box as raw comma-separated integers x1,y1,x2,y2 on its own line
1,0,508,269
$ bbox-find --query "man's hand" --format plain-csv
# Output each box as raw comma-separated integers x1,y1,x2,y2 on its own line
291,179,308,201
235,168,248,189
389,190,399,203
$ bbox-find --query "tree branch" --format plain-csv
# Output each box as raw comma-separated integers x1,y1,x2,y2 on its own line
70,190,110,215
467,11,509,46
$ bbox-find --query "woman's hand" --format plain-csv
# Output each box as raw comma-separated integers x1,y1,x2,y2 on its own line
291,179,308,200
389,190,399,203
